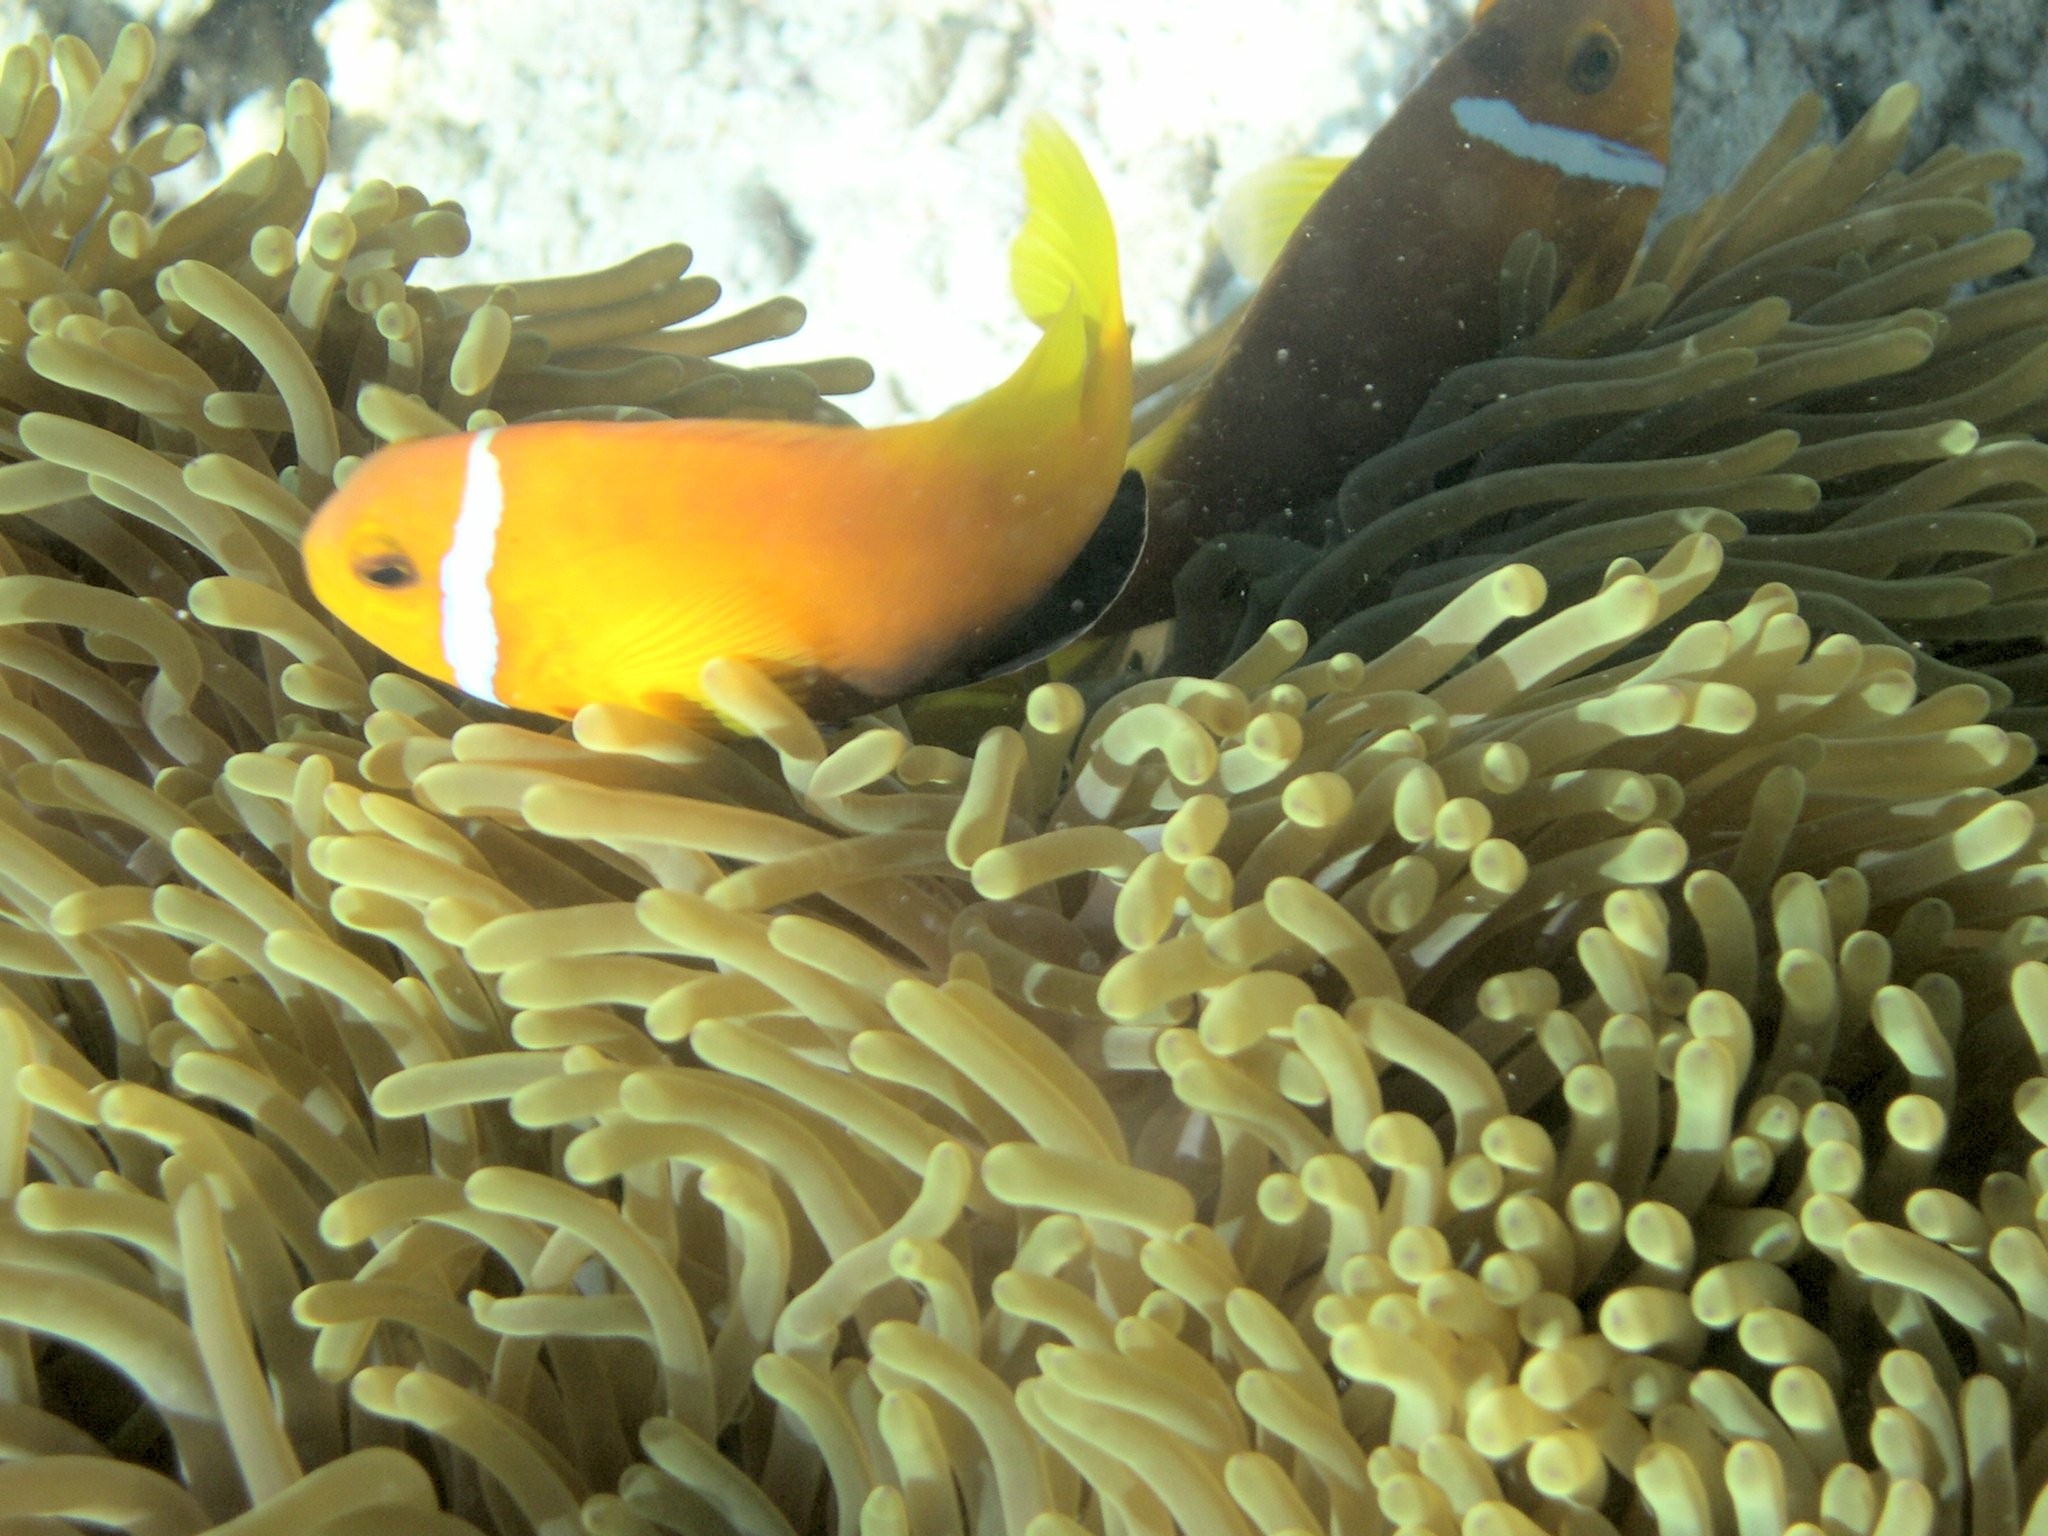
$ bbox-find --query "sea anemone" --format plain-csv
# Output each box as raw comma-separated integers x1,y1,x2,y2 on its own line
4,21,2048,1536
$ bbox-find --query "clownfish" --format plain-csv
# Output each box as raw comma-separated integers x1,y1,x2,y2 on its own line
1112,0,1677,625
303,117,1132,723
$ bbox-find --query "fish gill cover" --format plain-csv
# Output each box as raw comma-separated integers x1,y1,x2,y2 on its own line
1,17,2048,1536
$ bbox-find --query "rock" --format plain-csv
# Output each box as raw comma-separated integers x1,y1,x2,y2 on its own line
1667,0,2048,261
302,0,1463,419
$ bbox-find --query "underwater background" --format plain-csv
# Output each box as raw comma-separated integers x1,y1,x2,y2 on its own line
9,0,2043,418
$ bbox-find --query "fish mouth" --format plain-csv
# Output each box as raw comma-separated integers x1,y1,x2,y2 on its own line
298,511,342,589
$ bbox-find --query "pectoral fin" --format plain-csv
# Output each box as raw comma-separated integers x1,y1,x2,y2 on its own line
1217,154,1352,282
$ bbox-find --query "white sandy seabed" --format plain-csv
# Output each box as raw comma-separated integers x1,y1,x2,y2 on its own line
5,0,2046,423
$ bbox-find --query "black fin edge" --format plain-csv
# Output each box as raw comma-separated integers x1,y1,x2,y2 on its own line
917,467,1150,694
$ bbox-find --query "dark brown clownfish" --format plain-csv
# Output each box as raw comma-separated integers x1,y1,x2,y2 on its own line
1116,0,1678,626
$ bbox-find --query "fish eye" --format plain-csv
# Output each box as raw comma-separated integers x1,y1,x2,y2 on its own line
352,548,419,590
1567,28,1621,94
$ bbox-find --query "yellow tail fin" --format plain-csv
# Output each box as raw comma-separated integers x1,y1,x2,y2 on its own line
1010,116,1125,349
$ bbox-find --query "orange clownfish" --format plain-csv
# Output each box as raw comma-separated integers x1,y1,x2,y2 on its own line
1113,0,1677,626
304,117,1132,723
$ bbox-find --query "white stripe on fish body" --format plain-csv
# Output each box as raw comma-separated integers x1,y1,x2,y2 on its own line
1450,95,1666,188
441,428,506,706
